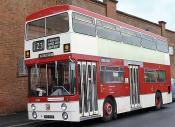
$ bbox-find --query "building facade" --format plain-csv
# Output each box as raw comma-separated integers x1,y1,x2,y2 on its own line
0,0,174,114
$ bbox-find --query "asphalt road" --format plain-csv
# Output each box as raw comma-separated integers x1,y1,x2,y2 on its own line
14,102,175,127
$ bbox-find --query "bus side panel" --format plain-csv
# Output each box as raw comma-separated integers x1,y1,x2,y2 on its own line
162,92,172,104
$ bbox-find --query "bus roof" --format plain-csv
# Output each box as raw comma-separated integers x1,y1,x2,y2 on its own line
26,4,166,41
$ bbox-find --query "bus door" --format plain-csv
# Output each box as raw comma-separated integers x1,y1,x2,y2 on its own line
78,61,98,117
129,65,141,109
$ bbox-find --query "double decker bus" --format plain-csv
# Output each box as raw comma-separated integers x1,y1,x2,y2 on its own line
25,4,172,122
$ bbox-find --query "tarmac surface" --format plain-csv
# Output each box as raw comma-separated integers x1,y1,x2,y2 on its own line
1,101,175,127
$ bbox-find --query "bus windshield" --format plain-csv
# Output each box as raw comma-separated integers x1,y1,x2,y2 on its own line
29,61,76,97
26,12,69,40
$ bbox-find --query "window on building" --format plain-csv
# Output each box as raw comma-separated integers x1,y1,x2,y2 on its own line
72,12,96,36
169,46,174,55
17,56,28,77
100,66,124,83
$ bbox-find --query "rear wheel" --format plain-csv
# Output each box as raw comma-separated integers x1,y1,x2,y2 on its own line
155,92,163,110
102,98,115,121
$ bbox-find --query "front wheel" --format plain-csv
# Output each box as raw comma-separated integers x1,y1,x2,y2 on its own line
102,98,114,121
155,92,163,110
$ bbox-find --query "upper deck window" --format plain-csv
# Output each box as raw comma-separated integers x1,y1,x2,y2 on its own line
73,12,95,24
46,13,69,36
97,20,116,31
26,12,69,40
121,28,141,47
26,18,45,40
122,28,141,38
141,34,156,50
97,20,122,42
72,12,96,37
156,40,168,53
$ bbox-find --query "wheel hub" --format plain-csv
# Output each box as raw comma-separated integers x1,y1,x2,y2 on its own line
156,96,161,108
104,102,112,116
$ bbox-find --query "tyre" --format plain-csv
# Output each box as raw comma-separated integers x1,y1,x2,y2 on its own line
155,92,163,110
102,98,116,121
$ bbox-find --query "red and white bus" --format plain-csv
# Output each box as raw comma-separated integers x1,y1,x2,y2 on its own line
25,4,172,122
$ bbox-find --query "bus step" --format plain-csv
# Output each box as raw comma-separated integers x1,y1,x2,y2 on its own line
80,115,101,121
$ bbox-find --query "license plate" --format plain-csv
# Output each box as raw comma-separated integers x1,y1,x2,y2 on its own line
44,115,54,119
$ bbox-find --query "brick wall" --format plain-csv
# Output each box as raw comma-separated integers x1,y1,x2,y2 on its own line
116,11,162,35
0,0,56,115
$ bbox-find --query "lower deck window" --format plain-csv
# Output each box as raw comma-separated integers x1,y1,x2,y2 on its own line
29,61,76,97
157,70,166,82
144,69,166,83
100,66,124,83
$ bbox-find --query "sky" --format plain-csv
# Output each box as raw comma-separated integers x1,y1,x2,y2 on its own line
117,0,175,31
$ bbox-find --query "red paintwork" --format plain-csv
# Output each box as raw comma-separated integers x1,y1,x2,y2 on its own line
27,53,100,103
140,62,171,94
27,53,171,103
26,4,166,41
26,5,70,21
25,53,100,65
25,54,71,65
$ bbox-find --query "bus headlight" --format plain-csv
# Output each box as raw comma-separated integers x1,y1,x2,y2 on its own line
32,111,37,119
62,112,68,120
61,103,67,111
31,104,36,110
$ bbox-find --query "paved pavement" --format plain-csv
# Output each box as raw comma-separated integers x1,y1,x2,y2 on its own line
0,112,40,127
1,102,175,127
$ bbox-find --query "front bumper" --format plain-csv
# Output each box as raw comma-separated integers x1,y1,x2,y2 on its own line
28,102,80,122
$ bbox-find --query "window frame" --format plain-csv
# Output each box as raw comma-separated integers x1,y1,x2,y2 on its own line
141,34,157,50
72,12,96,37
100,65,125,84
26,18,46,41
96,19,122,42
156,70,166,83
144,69,157,83
144,68,166,83
28,61,77,97
121,27,141,47
156,39,169,53
45,12,69,36
26,12,70,41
